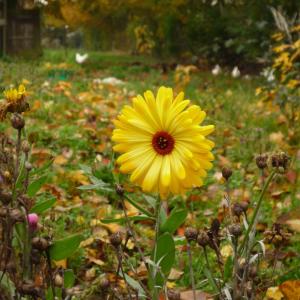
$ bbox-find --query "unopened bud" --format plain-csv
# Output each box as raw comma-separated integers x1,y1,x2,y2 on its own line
184,227,198,242
232,203,244,217
222,167,232,180
11,113,25,130
28,213,39,231
0,190,12,205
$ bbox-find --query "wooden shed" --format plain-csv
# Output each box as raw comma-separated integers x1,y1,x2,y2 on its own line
0,0,41,57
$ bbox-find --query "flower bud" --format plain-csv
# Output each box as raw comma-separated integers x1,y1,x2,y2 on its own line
239,201,249,212
28,213,39,231
0,190,12,205
110,231,123,247
197,230,210,247
222,167,232,180
184,227,198,242
11,113,25,130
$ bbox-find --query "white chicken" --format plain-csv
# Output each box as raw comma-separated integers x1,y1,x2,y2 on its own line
212,64,221,76
231,66,241,78
75,53,89,64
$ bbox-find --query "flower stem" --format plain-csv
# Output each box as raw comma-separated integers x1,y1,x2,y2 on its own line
187,242,196,300
239,171,276,254
152,195,161,300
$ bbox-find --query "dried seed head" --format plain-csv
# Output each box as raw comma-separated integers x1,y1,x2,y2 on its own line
256,154,268,169
239,201,249,212
110,231,123,247
99,276,110,290
10,208,24,223
54,274,64,287
232,203,244,217
22,140,31,153
0,207,8,218
222,167,232,181
11,113,25,130
115,184,124,196
249,266,257,278
0,190,12,205
184,227,198,242
18,281,40,296
271,152,289,170
197,230,210,247
32,237,49,251
167,289,181,300
229,224,242,237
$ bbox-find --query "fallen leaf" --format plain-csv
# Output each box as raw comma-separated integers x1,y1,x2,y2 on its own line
279,280,300,300
168,268,184,280
285,219,300,232
265,286,284,300
180,290,212,300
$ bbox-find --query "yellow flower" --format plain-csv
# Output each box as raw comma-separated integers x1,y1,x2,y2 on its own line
112,86,214,198
3,84,26,103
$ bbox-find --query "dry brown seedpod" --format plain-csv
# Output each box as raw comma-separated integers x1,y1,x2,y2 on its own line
54,273,64,287
197,230,210,247
100,276,110,290
229,224,242,237
256,154,268,169
115,183,124,196
184,227,198,242
222,167,233,180
32,237,49,251
10,208,25,223
11,113,25,130
110,231,123,247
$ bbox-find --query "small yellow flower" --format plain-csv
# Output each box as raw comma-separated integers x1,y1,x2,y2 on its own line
3,84,26,103
112,86,214,198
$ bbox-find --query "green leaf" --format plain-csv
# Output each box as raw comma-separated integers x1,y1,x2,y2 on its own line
49,234,84,261
64,269,75,288
160,208,187,234
124,194,154,217
0,271,16,298
30,196,56,214
224,255,234,282
27,175,48,197
101,214,154,224
31,159,54,176
119,273,146,299
203,267,218,292
150,232,175,289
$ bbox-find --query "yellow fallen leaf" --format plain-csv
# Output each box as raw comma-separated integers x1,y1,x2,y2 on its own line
220,244,233,259
285,219,300,232
265,287,284,300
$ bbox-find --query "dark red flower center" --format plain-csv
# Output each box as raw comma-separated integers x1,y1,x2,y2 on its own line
152,131,175,155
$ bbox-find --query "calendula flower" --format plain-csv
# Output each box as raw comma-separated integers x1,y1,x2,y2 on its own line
112,86,214,198
3,84,26,103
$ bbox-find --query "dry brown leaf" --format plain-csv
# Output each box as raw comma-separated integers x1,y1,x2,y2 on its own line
279,280,300,300
180,290,212,300
168,268,184,280
285,219,300,232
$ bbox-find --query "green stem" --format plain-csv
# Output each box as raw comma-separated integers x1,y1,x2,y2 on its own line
239,171,276,254
152,195,161,300
187,242,196,300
